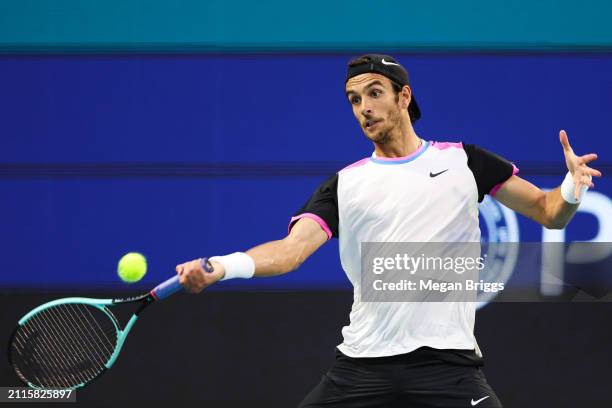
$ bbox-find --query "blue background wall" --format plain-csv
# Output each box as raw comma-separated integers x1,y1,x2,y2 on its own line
0,54,610,289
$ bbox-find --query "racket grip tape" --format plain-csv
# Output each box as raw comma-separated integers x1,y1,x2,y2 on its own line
151,258,214,300
151,276,181,300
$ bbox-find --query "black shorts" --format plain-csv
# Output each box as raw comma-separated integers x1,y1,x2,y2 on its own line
298,347,502,408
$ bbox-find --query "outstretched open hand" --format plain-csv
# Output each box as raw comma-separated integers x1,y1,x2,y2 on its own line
559,130,602,200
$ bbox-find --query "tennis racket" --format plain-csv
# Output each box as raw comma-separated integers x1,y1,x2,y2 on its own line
8,258,213,390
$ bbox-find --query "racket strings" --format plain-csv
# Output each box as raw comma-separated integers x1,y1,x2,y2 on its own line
12,328,61,388
10,303,119,389
17,309,99,388
64,304,113,362
21,315,81,388
18,319,69,388
35,306,102,385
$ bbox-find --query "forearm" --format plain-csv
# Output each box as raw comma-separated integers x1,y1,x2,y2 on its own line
246,237,307,277
176,239,303,293
189,218,326,289
244,217,328,277
494,176,582,230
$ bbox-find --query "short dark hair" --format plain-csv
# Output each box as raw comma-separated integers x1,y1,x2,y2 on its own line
390,81,402,95
347,56,369,68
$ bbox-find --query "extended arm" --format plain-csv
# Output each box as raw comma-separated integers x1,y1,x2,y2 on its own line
494,130,601,229
176,217,328,292
245,217,328,277
494,177,577,229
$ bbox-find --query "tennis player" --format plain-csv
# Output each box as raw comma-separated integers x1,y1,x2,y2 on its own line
176,54,601,407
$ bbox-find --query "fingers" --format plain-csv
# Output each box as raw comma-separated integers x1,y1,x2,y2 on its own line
577,156,602,178
184,262,203,293
176,263,189,288
562,132,602,179
587,167,603,178
176,263,185,275
574,176,590,199
559,130,572,152
573,172,595,198
175,259,215,294
579,153,598,165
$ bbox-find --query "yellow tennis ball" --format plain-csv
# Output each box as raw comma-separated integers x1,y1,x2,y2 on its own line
117,252,147,283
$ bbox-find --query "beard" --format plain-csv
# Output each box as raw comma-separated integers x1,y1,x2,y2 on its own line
366,108,402,145
371,129,392,145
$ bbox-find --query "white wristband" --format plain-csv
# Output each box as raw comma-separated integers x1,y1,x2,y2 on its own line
209,252,255,281
560,171,588,204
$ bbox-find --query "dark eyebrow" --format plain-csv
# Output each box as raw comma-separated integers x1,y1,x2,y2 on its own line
345,80,385,97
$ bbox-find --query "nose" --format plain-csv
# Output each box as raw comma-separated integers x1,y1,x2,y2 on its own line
360,102,373,117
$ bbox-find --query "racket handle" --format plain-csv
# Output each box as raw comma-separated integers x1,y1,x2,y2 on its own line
151,275,182,300
151,258,214,300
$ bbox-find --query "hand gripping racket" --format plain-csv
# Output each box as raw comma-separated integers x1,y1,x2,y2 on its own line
8,258,213,390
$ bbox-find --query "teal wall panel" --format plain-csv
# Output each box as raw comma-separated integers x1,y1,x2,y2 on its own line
1,0,612,51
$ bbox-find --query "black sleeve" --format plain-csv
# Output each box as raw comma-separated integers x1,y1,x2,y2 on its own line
288,173,339,239
463,144,518,203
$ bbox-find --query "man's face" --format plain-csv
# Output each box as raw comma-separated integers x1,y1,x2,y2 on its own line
345,73,407,144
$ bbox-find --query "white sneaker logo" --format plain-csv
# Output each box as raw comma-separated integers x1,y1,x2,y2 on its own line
471,396,490,406
381,58,401,66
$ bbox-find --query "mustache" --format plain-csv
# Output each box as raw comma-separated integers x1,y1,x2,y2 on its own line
363,118,382,128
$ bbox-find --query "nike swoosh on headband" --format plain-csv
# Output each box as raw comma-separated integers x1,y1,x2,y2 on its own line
381,59,401,66
471,396,490,406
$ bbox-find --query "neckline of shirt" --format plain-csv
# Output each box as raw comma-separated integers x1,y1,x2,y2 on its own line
370,140,430,165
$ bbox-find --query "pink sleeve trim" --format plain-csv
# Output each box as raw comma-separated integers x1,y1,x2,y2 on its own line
288,213,332,240
431,141,463,150
340,157,369,172
489,163,520,197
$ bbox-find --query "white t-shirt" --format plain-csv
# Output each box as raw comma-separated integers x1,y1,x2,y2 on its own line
289,140,518,358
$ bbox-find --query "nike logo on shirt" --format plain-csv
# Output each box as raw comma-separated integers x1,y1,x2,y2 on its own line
430,169,449,177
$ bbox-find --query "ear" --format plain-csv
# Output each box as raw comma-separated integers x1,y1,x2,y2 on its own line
400,85,412,110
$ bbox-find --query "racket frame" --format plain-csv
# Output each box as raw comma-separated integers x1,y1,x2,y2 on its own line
8,258,213,390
